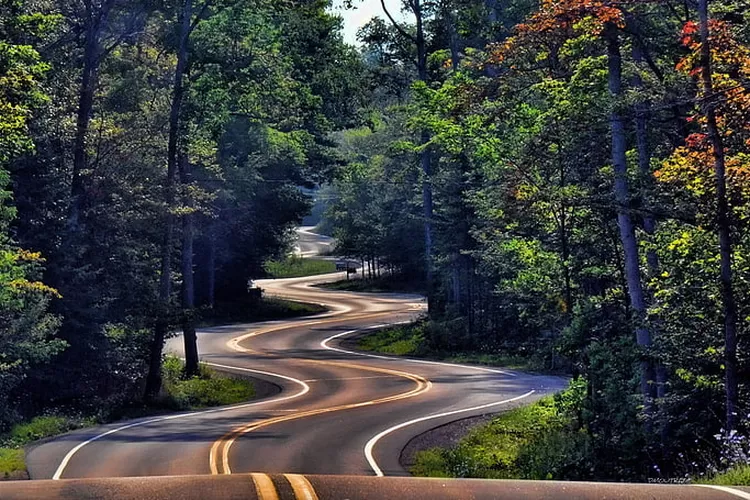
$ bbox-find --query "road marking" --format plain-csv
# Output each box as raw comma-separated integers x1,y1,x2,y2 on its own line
211,361,431,475
285,474,319,500
363,390,536,476
303,375,399,382
251,473,280,500
52,364,310,480
695,485,750,499
320,323,517,377
227,311,396,356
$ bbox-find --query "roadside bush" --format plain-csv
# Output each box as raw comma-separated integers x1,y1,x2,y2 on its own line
159,356,255,410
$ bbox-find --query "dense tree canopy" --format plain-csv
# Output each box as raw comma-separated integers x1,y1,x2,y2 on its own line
326,0,750,481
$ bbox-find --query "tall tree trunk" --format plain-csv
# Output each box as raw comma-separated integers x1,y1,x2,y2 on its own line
380,0,434,308
606,25,655,412
442,2,460,70
557,145,572,314
207,221,216,308
698,0,739,431
632,44,668,403
180,152,199,377
485,0,498,24
414,0,435,308
68,1,113,231
145,0,193,400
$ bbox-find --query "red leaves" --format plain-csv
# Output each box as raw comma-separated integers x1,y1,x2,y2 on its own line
681,21,699,47
685,133,708,150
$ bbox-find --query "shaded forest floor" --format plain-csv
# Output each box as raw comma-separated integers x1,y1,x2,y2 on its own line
316,274,426,294
199,297,326,327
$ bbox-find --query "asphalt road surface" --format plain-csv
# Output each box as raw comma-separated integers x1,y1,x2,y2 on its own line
26,228,563,481
18,229,746,498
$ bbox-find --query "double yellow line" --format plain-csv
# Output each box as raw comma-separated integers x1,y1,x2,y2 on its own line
250,473,318,500
210,360,431,474
209,310,432,476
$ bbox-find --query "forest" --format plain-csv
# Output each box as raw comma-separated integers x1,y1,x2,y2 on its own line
1,0,749,484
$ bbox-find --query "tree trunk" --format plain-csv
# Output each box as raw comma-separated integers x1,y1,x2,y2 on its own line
68,1,113,232
207,222,216,308
414,0,435,309
632,44,668,403
558,146,572,314
180,152,199,377
698,0,739,431
606,25,655,410
442,3,460,70
485,0,498,24
380,0,434,308
145,0,193,400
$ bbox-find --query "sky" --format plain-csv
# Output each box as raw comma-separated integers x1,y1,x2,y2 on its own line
329,0,407,46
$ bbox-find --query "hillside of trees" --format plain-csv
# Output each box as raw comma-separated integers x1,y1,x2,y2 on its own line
326,0,750,481
0,0,362,425
2,0,750,483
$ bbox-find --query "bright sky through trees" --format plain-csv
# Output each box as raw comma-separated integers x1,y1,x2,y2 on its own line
330,0,406,45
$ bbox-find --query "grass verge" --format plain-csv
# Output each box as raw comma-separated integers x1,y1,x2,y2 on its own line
355,321,547,372
699,465,750,486
200,297,326,327
157,355,255,410
263,257,336,278
317,274,425,294
0,449,25,480
0,357,256,480
412,384,589,480
0,415,95,480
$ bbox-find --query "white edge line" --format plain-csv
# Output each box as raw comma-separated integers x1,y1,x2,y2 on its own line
320,323,517,377
319,323,535,477
364,390,535,476
695,485,750,499
52,363,310,480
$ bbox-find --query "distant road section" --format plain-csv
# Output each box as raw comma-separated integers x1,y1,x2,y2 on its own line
294,226,335,257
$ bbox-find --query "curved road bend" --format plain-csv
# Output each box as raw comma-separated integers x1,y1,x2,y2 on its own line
26,229,566,480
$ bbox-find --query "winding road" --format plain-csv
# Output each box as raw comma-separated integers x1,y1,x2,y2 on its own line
9,229,750,497
24,229,564,481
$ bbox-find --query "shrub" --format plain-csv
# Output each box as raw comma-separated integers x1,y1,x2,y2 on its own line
160,356,255,410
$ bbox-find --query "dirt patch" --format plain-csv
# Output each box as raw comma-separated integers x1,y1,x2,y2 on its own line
400,413,497,471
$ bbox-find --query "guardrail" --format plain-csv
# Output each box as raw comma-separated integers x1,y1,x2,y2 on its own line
1,474,748,499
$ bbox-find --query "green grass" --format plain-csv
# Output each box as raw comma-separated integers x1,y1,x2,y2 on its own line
410,382,595,481
0,415,96,481
355,322,542,372
263,257,336,278
412,397,563,479
700,465,750,486
159,356,255,410
200,297,326,327
0,448,25,480
358,324,426,356
317,274,425,294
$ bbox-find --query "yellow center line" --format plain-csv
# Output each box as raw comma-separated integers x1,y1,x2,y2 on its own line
209,307,430,476
228,311,399,355
285,474,319,500
250,473,280,500
211,361,431,474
